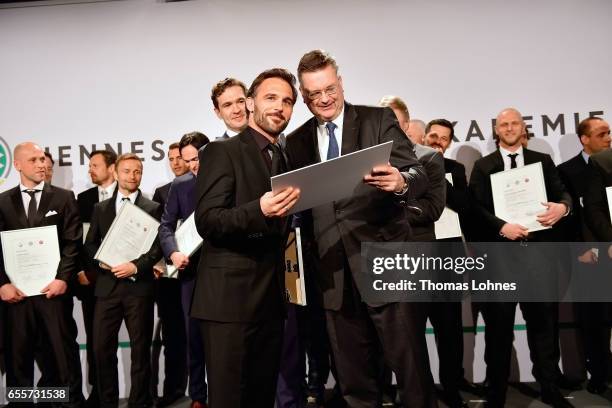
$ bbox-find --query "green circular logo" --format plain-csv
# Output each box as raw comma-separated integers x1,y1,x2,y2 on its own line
0,136,12,181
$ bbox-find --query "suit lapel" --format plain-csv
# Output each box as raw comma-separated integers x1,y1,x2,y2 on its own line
10,186,28,228
240,130,271,195
491,150,505,174
523,148,537,165
36,183,54,224
341,103,360,155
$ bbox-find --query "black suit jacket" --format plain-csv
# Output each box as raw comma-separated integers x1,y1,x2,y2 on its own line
406,144,446,241
557,153,597,242
192,128,288,322
584,149,612,241
0,183,82,286
77,186,100,223
152,182,171,208
84,190,162,297
285,102,428,310
469,148,572,241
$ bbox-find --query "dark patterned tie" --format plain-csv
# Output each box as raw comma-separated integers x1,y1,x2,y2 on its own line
508,153,518,169
270,143,287,176
326,122,339,160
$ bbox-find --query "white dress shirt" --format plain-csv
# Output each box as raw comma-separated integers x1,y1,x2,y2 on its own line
98,181,117,202
115,190,139,213
316,108,345,162
499,145,525,170
20,181,45,215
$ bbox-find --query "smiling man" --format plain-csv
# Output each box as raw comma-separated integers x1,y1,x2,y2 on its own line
193,68,300,408
211,77,248,139
285,49,434,408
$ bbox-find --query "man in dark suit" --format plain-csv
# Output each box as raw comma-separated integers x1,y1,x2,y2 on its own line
469,108,573,408
211,77,248,140
557,117,611,394
0,142,84,407
158,132,210,408
150,141,190,406
76,149,117,407
85,153,163,408
285,50,434,408
193,68,300,408
585,147,612,241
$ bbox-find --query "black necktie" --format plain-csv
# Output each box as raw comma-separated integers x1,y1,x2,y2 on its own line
270,143,287,176
24,189,38,227
508,153,518,169
122,196,131,204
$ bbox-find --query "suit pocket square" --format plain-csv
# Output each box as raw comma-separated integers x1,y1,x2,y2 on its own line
45,210,58,217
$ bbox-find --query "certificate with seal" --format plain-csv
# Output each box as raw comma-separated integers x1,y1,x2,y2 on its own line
434,173,462,240
94,201,159,267
491,162,550,233
0,225,60,296
166,213,203,278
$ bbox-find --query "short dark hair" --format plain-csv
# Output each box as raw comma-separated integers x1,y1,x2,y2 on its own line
297,49,339,81
179,131,210,153
168,142,180,151
90,150,117,167
577,117,603,141
211,78,247,110
247,68,297,104
425,119,455,141
44,151,54,165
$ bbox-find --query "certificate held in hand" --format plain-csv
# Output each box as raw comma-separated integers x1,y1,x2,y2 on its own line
166,213,203,278
0,225,61,296
94,201,160,267
491,162,550,232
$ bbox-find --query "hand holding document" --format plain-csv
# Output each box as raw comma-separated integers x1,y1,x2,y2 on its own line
434,174,462,240
271,141,393,214
491,162,550,233
0,225,60,297
166,214,203,278
94,201,159,268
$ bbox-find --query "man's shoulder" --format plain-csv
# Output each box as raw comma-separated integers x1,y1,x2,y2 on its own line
590,148,612,168
137,195,161,212
77,185,98,201
287,117,317,140
444,157,465,172
45,184,74,200
0,185,19,200
173,172,195,188
557,153,584,173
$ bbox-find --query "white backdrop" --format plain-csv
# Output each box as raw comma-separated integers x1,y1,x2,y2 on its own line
1,0,611,399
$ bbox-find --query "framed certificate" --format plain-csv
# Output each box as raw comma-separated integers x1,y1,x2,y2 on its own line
491,162,550,232
285,227,307,306
0,225,60,296
94,201,160,267
434,173,462,240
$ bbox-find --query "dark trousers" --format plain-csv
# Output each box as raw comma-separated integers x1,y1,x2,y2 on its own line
74,283,98,399
429,301,465,393
326,298,437,408
181,278,207,402
5,295,84,407
482,301,559,404
201,318,284,408
93,283,154,408
152,277,187,397
576,302,611,383
276,304,304,408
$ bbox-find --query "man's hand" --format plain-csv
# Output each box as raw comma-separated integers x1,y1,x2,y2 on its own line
577,249,599,264
363,163,406,193
500,223,529,240
608,244,612,260
41,279,67,299
536,202,567,227
112,262,137,279
77,271,91,286
170,252,190,270
0,283,26,303
260,187,300,218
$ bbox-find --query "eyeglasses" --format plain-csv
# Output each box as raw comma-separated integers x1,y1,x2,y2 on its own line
306,84,339,101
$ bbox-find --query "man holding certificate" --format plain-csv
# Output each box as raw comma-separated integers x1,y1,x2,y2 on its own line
0,141,84,406
158,132,209,408
469,108,572,408
285,50,434,408
84,153,163,408
193,68,300,408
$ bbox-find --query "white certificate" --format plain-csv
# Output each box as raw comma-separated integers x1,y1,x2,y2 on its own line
271,141,393,214
434,173,462,240
606,186,612,223
166,213,204,278
94,201,160,267
83,222,90,244
285,227,306,306
0,225,60,296
491,162,550,233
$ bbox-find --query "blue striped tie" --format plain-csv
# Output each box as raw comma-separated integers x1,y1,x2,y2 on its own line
326,122,339,160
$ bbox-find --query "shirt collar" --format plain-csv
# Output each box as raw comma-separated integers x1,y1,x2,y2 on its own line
248,126,277,151
581,150,590,164
226,128,239,137
499,144,523,158
20,180,45,192
117,190,139,205
317,105,345,129
99,181,117,196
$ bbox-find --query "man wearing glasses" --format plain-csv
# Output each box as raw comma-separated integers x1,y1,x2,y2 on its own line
285,50,435,408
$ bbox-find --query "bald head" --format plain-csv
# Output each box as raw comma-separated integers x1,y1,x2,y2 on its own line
495,108,525,150
13,142,46,187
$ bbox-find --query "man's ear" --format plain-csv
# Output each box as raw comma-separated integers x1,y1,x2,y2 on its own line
246,97,255,113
